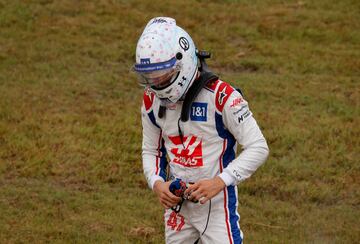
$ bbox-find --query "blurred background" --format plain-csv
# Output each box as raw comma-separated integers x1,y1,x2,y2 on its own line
0,0,359,243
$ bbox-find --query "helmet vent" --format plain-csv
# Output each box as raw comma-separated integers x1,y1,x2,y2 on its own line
176,52,183,60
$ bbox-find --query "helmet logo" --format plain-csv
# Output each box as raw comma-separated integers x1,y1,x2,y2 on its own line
179,37,189,51
140,58,151,64
151,18,167,24
178,76,187,87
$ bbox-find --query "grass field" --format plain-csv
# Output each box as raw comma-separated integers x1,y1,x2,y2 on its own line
0,0,359,243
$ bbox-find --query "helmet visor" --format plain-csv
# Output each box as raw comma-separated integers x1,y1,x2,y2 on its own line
132,57,180,89
137,66,180,89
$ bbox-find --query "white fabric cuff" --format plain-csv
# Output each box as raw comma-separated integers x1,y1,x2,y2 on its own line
150,175,165,190
218,171,236,186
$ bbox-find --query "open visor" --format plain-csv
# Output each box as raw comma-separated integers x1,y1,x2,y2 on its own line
132,57,181,89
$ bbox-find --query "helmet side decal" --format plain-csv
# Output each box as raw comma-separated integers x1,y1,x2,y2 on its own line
178,76,187,87
179,37,190,51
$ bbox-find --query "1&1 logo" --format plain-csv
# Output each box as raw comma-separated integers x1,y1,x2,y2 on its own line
190,102,207,122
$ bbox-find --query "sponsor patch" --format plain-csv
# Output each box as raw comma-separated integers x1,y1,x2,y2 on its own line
230,97,243,108
168,135,203,167
190,102,207,122
238,110,251,123
218,87,228,106
143,88,155,111
233,170,243,181
215,81,234,112
233,104,249,115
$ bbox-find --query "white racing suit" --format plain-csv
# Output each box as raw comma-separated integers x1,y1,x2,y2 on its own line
141,79,269,244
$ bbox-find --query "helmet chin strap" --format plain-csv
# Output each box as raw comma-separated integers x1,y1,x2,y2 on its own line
158,50,218,120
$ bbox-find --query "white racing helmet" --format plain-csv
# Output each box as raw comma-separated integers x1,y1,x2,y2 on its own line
133,17,198,103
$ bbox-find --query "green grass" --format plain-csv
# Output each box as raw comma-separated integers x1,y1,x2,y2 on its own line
0,0,359,243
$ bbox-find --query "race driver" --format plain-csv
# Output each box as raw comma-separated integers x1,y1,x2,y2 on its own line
132,17,269,244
